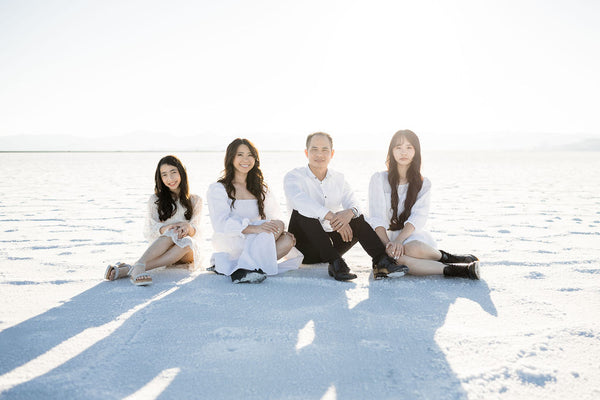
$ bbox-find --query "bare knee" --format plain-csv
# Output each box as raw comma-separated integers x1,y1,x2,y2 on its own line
404,241,436,259
279,233,294,250
276,233,294,258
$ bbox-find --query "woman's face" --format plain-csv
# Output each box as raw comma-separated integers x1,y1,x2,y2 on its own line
233,144,256,175
392,136,415,167
160,163,181,193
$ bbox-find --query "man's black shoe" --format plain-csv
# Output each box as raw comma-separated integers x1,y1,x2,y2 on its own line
328,258,357,281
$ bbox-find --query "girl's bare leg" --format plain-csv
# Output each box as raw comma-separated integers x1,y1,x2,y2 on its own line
131,236,193,273
136,237,176,267
143,246,194,270
404,240,442,261
397,254,445,276
275,232,295,259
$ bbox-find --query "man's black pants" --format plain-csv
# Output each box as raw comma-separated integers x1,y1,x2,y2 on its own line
288,209,386,264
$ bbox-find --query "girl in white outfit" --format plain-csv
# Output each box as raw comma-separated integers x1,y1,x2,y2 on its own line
368,130,480,279
105,155,202,285
207,138,303,283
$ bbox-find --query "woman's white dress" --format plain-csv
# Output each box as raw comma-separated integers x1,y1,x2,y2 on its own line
207,182,303,276
144,193,203,269
367,171,437,248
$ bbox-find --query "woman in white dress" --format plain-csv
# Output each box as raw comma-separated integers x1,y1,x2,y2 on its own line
104,155,202,286
208,138,303,283
368,130,480,279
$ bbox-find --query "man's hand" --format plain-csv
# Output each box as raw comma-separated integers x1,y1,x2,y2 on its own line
330,209,353,231
338,224,353,242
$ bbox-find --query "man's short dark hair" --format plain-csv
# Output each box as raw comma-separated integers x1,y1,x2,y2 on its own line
306,132,333,149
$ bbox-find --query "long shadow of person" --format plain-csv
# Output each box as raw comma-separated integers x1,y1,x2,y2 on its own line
251,272,498,399
0,268,496,400
0,269,190,393
0,267,355,399
326,275,498,399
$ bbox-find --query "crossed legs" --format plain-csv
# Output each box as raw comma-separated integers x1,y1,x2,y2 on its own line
396,240,444,275
288,210,386,264
135,236,194,271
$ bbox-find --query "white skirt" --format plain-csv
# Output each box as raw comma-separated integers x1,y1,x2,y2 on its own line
388,229,437,249
210,231,303,276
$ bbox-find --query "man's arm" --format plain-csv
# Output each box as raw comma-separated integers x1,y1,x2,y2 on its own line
283,170,330,220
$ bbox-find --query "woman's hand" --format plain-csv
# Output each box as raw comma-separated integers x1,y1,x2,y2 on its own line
160,223,178,235
169,222,193,239
253,220,285,237
385,241,404,260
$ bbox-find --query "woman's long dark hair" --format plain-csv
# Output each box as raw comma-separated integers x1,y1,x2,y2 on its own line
218,138,268,219
387,130,423,231
154,155,193,222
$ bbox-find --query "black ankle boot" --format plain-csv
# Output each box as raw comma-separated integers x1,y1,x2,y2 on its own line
439,250,478,264
372,255,408,279
328,258,357,281
443,261,480,280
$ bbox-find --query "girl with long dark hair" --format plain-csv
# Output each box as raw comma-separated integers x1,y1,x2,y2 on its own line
207,138,302,283
368,130,480,279
104,155,202,285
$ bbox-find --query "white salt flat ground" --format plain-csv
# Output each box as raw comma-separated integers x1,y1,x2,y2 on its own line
0,150,599,399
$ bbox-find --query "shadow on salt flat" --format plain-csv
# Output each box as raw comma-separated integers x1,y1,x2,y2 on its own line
0,270,498,400
516,368,557,387
526,272,546,279
574,269,600,274
2,280,74,286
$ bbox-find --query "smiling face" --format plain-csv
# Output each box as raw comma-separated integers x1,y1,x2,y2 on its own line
233,144,256,175
392,135,416,167
305,134,334,172
160,163,181,194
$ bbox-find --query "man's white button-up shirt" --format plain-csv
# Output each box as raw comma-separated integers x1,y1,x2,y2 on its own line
283,166,360,232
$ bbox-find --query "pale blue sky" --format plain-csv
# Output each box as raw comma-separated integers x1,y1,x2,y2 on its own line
1,0,598,150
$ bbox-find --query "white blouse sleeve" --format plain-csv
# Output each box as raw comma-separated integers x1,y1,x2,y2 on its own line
189,194,203,239
264,188,283,221
207,182,250,236
405,177,432,231
144,194,165,241
367,172,390,230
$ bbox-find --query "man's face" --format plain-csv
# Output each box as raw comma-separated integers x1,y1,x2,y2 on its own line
305,134,334,170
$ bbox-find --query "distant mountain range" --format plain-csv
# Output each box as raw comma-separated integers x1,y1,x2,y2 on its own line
1,132,599,151
0,132,229,152
561,138,600,151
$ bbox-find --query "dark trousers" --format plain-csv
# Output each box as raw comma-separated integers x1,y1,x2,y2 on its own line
288,209,387,264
